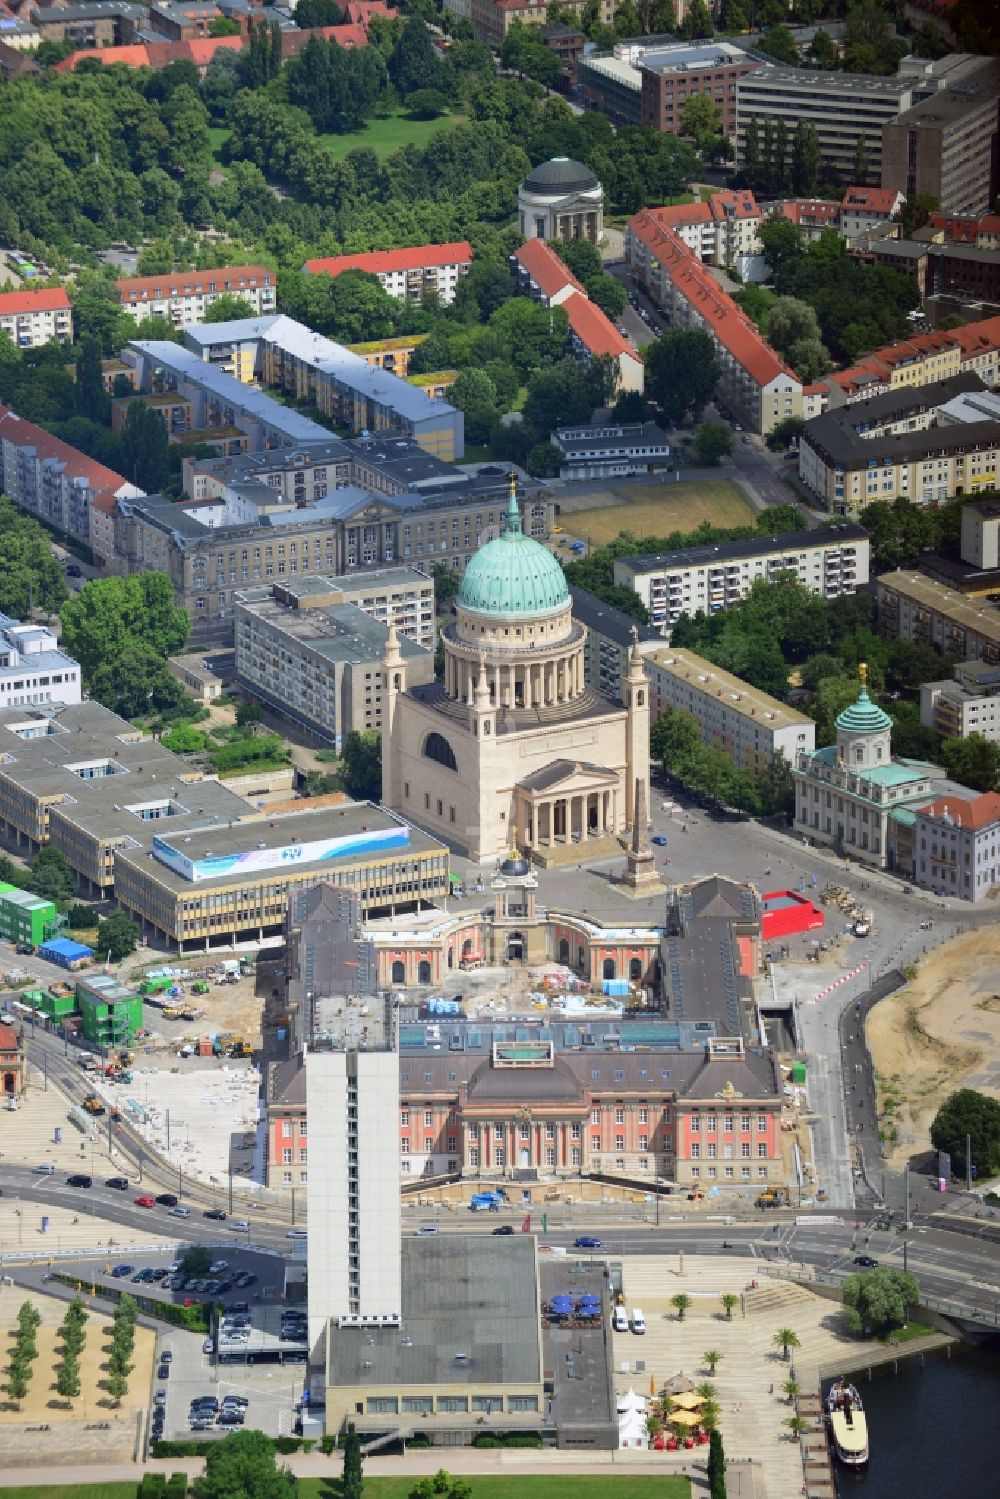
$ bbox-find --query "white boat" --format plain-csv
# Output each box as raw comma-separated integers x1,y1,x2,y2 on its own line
826,1378,869,1466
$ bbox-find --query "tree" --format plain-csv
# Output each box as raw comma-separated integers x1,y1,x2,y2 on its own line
406,88,449,119
389,16,441,98
758,25,798,64
842,1267,920,1338
105,1369,129,1405
55,1352,81,1402
96,912,139,963
523,358,593,437
651,705,703,775
527,441,563,478
28,846,75,903
203,294,258,324
694,422,733,466
341,729,382,801
5,1361,30,1408
671,1293,691,1321
449,368,499,446
180,1245,213,1276
703,1349,722,1374
896,192,939,238
553,237,602,283
342,1421,363,1499
852,133,870,185
721,1292,739,1321
785,1415,808,1439
808,28,837,69
119,400,171,492
645,328,719,424
790,121,820,197
759,216,804,277
939,734,1000,794
930,1089,1000,1179
708,1427,727,1499
680,0,714,38
193,1429,298,1499
295,0,343,24
681,92,723,151
209,15,241,35
585,272,627,320
782,1379,799,1404
61,572,189,683
431,563,460,608
773,1327,799,1361
75,334,109,425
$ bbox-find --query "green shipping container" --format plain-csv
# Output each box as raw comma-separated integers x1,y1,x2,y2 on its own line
0,884,60,946
790,1062,807,1085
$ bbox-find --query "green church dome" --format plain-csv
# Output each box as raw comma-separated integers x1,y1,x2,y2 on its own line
836,680,892,735
457,482,569,618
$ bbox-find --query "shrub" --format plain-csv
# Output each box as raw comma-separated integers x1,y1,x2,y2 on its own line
320,1435,337,1455
165,1473,187,1499
274,1435,302,1454
140,1475,167,1499
502,1434,542,1447
471,1436,501,1447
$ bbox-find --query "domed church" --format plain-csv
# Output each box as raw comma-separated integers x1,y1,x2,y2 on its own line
382,478,648,865
518,156,604,244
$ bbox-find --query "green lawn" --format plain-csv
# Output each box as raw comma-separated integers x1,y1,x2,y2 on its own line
881,1320,939,1344
0,1488,137,1499
557,478,754,547
300,1480,690,1499
207,126,231,170
317,108,467,162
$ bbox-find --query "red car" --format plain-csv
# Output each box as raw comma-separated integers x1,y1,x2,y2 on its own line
134,1195,155,1208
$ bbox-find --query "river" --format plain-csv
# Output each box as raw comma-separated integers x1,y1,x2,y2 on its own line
830,1342,1000,1495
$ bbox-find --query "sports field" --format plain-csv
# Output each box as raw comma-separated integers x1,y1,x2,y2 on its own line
559,480,753,548
298,1478,692,1499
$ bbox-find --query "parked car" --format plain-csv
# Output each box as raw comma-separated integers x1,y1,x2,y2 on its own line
32,1164,56,1175
157,1364,170,1380
217,1410,244,1426
652,834,668,846
111,1265,134,1279
160,1351,173,1364
208,1260,228,1273
853,1255,879,1268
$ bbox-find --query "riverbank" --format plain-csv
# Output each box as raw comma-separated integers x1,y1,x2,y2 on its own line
866,928,1000,1168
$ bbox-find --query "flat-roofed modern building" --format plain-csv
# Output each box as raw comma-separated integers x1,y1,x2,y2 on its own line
645,647,815,772
234,574,435,747
920,659,1000,742
113,801,450,949
882,56,1000,216
736,63,911,183
553,422,670,481
569,587,661,702
878,568,1000,664
0,614,81,710
613,525,870,631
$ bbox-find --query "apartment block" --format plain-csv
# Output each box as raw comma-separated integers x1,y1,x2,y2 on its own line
511,240,585,308
645,647,815,773
0,404,141,552
823,313,1000,404
778,186,904,248
878,569,1000,663
882,56,1000,216
921,660,1000,742
0,614,81,711
569,587,661,703
638,191,762,271
303,243,473,307
32,3,142,46
627,209,810,435
913,791,1000,901
234,574,434,747
0,289,72,349
147,1,219,40
614,525,870,631
114,265,276,328
798,376,1000,513
465,0,596,49
736,64,911,183
562,291,644,393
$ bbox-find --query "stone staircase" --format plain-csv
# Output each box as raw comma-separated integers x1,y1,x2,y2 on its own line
743,1280,816,1320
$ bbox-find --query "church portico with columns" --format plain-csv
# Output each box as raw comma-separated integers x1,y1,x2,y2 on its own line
383,476,649,865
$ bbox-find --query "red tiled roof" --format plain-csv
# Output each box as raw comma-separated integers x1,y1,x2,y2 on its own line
930,212,979,243
708,189,760,221
629,210,796,389
917,792,1000,831
562,291,635,362
114,264,272,302
780,199,840,228
53,35,243,70
0,287,70,316
282,22,368,54
304,242,473,277
840,186,900,216
953,314,1000,357
513,239,584,299
645,202,712,228
0,405,129,504
0,1021,19,1052
344,0,396,17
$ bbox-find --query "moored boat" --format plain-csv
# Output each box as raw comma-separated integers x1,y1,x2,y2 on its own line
826,1377,869,1466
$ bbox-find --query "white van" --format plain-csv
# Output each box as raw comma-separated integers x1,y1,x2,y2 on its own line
631,1308,646,1335
612,1305,628,1333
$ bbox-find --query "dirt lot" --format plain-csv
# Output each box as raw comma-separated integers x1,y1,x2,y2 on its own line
0,1284,155,1461
866,929,1000,1168
555,479,753,546
129,965,266,1047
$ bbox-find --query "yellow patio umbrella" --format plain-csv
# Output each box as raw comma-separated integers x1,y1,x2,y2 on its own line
669,1392,704,1410
668,1409,702,1427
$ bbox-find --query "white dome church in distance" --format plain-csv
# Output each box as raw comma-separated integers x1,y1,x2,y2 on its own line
518,156,604,244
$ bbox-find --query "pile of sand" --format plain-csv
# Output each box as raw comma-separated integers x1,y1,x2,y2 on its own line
866,928,1000,1168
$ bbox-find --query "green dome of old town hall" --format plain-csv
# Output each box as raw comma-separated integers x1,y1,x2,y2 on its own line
457,481,570,618
835,673,892,735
